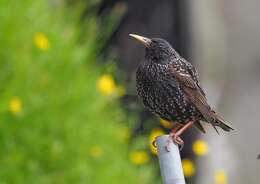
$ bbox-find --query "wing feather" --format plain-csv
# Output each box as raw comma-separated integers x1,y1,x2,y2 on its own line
169,63,214,123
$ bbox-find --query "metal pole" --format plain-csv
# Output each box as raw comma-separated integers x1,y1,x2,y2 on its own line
156,135,186,184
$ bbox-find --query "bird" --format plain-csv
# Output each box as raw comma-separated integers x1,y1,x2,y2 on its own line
129,34,233,148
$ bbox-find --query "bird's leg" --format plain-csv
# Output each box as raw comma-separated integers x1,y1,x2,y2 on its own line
171,123,183,133
152,122,182,148
166,121,194,152
165,123,183,151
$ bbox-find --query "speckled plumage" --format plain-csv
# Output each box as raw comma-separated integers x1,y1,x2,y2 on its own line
136,49,199,123
135,37,233,133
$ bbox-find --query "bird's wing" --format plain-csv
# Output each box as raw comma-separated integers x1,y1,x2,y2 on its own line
169,62,214,123
183,58,206,97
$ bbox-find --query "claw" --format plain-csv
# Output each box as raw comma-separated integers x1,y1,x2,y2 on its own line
165,138,172,152
164,134,185,152
165,145,170,152
169,133,185,151
178,142,184,151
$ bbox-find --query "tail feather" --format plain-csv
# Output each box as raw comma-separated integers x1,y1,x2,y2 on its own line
211,123,220,134
194,121,206,134
211,111,234,132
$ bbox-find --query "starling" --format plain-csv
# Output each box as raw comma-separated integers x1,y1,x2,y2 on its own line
129,34,233,146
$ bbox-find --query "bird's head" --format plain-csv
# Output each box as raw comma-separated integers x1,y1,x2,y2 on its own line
129,34,176,63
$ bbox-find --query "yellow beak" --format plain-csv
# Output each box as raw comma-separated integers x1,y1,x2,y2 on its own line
129,34,152,48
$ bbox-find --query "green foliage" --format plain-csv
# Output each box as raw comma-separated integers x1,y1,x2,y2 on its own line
0,0,156,183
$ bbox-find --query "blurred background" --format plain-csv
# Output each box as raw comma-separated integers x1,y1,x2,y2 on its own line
1,0,260,183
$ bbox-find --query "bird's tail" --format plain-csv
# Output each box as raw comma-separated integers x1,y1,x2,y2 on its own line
210,111,234,134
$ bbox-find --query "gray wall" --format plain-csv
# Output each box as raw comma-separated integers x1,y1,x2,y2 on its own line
190,0,260,183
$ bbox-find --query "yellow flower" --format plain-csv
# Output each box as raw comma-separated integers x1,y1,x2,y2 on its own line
149,128,165,155
182,159,195,177
9,97,22,115
34,32,50,51
89,146,103,158
192,139,209,156
214,170,227,184
159,118,173,129
97,74,116,96
130,151,149,165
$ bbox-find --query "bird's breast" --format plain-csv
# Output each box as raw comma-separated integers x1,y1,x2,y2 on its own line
136,63,179,117
136,62,199,122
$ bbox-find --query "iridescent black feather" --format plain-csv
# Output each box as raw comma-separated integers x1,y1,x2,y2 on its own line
136,38,233,133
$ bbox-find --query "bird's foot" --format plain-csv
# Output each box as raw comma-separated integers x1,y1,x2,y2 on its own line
165,133,184,152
